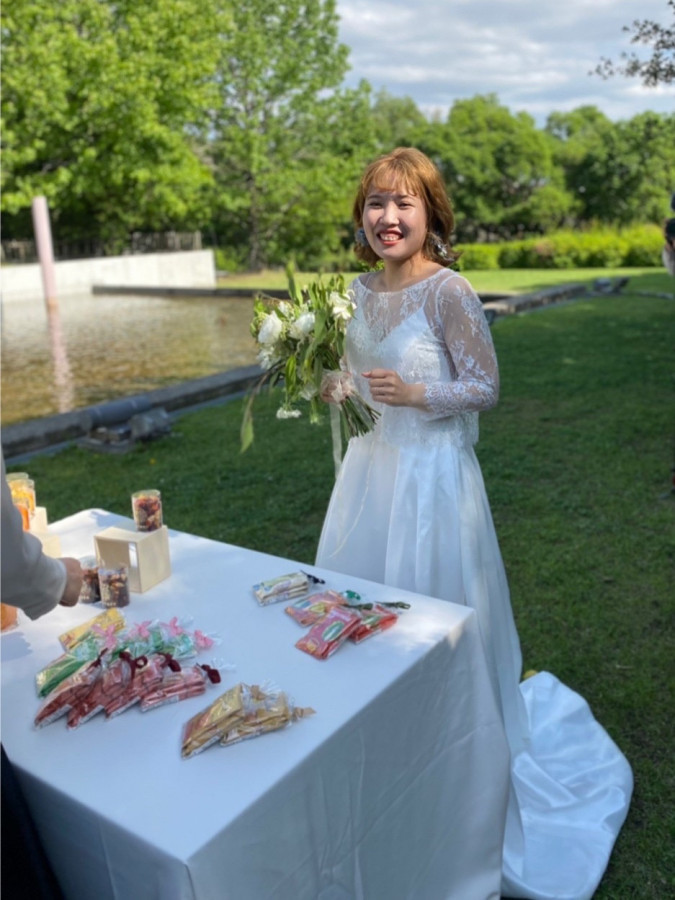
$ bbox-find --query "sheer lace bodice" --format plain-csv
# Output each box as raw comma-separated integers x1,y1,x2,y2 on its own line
346,268,498,448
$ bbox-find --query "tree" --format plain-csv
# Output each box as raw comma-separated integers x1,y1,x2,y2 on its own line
420,95,573,240
209,0,376,271
547,107,675,225
595,1,675,86
1,0,224,247
370,90,427,153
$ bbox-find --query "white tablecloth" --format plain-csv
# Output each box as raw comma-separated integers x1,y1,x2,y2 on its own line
1,510,510,900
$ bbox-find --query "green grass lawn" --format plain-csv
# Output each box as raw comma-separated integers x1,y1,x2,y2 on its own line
220,266,674,297
8,288,675,898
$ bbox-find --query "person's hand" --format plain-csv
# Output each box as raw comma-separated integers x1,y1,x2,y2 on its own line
58,557,84,607
362,369,425,408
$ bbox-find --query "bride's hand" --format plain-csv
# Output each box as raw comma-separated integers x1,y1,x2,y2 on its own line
363,369,425,408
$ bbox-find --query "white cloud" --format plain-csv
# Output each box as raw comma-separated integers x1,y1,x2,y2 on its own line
337,0,675,123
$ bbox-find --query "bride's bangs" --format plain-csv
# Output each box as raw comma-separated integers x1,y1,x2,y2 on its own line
364,158,424,200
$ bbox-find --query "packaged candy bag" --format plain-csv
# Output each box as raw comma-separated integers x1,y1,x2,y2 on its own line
253,571,324,607
36,633,110,698
181,683,246,759
66,652,138,729
58,608,125,652
140,663,221,712
119,617,216,661
295,606,361,660
220,685,315,747
104,653,172,718
284,590,346,627
349,603,399,643
34,654,107,728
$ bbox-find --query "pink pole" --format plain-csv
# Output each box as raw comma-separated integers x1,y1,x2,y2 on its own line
31,196,58,309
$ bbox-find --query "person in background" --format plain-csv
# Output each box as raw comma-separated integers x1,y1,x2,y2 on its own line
1,448,83,900
663,216,675,277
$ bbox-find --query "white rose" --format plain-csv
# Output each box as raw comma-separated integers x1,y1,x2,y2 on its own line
289,311,315,341
257,312,283,346
257,346,279,371
276,407,302,419
330,290,354,322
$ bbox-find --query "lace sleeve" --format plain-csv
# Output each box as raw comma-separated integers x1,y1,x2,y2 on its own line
423,275,499,418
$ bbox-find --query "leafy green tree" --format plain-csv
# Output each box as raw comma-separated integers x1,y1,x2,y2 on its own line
595,1,675,86
370,90,427,153
547,107,675,225
1,0,224,247
209,0,376,271
420,95,573,240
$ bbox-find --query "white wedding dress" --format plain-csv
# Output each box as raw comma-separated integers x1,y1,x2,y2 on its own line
316,268,633,900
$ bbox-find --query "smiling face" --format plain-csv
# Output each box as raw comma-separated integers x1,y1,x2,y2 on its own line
362,186,428,265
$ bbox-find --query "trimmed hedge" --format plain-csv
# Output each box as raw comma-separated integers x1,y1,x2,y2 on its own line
456,225,664,270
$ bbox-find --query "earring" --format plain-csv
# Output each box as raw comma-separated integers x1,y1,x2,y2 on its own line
429,232,449,259
355,228,370,247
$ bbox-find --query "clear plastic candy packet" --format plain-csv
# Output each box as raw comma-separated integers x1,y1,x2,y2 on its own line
140,662,222,712
34,654,107,728
66,651,139,729
349,603,399,643
295,606,362,660
58,608,126,652
104,653,172,718
117,617,217,661
284,590,346,627
36,634,109,698
181,682,247,759
253,571,325,607
220,685,315,747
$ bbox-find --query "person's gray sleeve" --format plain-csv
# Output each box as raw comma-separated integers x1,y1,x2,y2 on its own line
1,455,66,618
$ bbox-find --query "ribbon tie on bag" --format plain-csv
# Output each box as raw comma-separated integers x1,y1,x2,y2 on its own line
160,652,182,672
199,664,221,684
119,651,148,679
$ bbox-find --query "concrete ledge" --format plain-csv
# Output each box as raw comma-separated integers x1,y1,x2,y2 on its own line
93,285,514,303
1,365,262,460
1,250,216,301
92,285,290,299
482,283,587,315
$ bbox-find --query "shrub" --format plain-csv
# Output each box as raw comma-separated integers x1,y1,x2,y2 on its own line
470,225,665,270
456,243,500,270
621,225,664,266
213,247,247,272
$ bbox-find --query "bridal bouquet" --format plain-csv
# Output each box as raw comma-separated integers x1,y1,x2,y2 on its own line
241,268,378,453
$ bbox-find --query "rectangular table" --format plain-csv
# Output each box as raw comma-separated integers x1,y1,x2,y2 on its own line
1,510,510,900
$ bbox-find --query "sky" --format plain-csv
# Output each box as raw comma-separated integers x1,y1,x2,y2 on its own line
336,0,675,124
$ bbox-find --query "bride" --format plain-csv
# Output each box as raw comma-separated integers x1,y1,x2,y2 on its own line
316,147,632,899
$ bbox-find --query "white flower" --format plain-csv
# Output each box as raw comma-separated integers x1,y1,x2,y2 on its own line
277,301,292,317
289,311,315,341
276,407,301,419
257,346,279,371
299,383,318,400
257,312,283,346
330,290,354,322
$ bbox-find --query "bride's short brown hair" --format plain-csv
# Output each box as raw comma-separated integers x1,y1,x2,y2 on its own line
352,147,459,267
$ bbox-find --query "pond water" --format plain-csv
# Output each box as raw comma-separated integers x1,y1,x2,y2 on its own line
1,292,258,425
